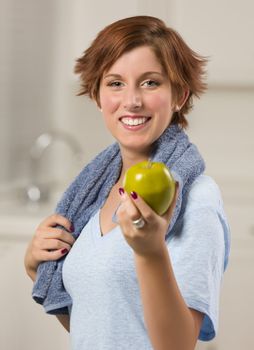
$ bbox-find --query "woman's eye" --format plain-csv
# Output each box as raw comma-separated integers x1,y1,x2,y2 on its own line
142,80,160,87
107,81,123,88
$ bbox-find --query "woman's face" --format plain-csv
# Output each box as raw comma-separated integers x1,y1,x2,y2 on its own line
99,46,175,156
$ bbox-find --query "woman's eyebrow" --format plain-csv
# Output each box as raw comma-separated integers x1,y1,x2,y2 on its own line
140,71,164,78
103,73,122,80
103,71,164,80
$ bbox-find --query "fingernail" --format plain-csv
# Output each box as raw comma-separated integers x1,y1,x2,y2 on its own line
61,248,68,255
119,187,125,196
70,224,75,232
130,191,138,200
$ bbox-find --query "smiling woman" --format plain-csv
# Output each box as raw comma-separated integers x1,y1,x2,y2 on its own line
75,16,207,129
99,46,176,156
24,15,230,350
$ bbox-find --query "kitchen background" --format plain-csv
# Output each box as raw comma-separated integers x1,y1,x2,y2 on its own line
0,0,253,349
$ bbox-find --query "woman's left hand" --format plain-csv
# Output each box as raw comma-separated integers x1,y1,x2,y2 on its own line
116,183,179,257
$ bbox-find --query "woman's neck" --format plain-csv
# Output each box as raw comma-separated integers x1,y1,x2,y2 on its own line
118,146,152,182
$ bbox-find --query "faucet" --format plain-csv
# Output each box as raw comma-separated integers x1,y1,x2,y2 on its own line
26,130,83,203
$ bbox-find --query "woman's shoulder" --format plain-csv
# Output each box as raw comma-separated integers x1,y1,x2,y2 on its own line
185,174,224,212
180,174,230,270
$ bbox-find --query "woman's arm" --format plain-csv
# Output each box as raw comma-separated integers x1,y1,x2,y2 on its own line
24,214,75,332
117,186,203,350
24,214,75,280
134,247,203,350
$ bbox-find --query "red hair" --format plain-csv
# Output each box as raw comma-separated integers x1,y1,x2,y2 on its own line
74,16,208,128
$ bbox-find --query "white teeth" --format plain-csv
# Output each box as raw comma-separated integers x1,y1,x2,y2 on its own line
121,117,148,126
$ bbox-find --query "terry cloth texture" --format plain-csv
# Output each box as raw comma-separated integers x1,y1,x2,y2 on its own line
32,124,205,314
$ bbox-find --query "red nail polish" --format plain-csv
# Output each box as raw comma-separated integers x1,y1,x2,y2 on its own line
61,248,68,255
70,224,75,232
130,191,138,200
119,187,125,195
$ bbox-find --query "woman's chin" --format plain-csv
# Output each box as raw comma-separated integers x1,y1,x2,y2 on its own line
119,141,152,157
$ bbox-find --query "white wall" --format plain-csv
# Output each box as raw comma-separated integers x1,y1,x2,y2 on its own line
0,0,60,185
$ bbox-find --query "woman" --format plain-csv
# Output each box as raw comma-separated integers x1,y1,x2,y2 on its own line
24,16,230,350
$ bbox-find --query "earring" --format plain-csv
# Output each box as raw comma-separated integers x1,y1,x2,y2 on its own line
175,105,180,112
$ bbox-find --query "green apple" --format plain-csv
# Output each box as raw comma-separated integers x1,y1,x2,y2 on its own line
122,160,176,215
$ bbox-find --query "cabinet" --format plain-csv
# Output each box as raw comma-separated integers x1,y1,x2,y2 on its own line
0,211,70,350
165,0,254,86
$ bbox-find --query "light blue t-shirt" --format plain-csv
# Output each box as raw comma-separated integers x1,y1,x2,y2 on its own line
62,175,230,349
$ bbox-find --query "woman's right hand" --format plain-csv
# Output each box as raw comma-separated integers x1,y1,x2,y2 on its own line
24,214,75,281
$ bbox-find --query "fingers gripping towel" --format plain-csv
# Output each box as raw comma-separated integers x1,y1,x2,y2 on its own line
32,124,205,314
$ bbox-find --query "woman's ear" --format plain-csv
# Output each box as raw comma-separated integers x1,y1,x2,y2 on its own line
176,89,190,111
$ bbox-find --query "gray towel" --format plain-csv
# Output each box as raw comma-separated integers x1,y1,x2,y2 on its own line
32,124,205,314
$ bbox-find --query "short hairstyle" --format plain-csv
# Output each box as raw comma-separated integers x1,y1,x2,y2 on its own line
74,16,207,128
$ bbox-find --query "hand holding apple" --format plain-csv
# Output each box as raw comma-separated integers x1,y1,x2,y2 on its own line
122,160,176,216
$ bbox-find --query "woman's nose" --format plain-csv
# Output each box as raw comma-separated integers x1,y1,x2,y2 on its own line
123,88,142,111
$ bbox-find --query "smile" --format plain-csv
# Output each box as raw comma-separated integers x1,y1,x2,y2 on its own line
120,116,151,126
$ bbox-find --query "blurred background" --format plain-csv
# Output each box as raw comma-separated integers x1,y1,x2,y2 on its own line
0,0,253,349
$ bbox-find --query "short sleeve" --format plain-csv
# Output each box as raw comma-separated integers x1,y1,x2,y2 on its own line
167,176,230,341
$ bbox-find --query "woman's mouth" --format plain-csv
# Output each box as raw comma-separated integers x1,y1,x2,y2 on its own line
120,116,151,128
